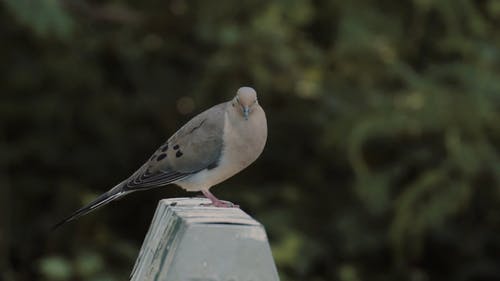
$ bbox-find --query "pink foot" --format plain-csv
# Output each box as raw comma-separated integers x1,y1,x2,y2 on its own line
201,190,239,208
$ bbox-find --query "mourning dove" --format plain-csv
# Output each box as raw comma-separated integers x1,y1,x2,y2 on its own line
54,87,267,228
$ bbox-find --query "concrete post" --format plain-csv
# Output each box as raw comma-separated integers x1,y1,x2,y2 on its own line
130,197,280,281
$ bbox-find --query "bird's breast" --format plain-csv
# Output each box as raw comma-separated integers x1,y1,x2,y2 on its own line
176,108,267,192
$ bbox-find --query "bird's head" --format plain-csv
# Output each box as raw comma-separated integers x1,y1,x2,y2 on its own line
232,87,258,120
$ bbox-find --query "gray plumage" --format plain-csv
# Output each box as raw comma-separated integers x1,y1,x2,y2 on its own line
53,87,267,229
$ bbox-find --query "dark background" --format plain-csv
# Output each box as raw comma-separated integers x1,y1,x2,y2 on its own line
2,0,500,280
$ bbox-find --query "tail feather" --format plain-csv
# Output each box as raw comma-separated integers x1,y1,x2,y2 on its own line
52,183,126,230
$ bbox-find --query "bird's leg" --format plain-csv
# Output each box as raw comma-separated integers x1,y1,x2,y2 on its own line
201,189,238,208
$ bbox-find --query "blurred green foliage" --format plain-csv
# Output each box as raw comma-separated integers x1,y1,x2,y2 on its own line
1,0,500,280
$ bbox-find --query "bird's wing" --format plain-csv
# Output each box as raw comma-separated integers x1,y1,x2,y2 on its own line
122,102,227,191
54,103,226,228
52,102,228,229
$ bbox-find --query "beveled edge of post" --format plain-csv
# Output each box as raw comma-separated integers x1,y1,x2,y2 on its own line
158,197,261,226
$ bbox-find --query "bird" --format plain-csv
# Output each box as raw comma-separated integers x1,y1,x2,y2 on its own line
53,86,267,229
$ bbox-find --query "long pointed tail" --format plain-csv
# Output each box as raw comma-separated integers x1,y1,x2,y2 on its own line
52,182,127,230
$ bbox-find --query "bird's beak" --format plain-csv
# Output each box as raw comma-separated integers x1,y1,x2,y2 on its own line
243,106,249,120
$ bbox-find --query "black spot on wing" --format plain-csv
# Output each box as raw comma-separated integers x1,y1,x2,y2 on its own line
161,144,168,152
156,153,167,161
173,144,179,150
176,150,183,158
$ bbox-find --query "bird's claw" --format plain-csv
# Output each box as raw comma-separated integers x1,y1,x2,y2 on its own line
201,200,239,208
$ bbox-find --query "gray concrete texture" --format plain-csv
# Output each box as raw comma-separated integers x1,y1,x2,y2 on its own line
130,197,280,281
